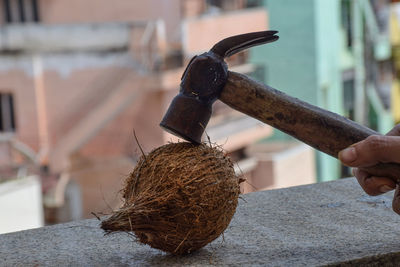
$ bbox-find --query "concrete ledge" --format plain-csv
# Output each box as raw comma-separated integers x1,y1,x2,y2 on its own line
1,178,400,266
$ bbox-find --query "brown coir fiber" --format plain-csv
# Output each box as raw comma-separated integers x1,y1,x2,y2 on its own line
101,142,242,255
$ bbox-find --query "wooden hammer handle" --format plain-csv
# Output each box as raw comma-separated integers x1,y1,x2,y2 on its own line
220,71,400,181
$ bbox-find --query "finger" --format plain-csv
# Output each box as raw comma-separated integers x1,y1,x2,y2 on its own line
386,124,400,136
339,135,400,167
392,184,400,215
353,168,396,196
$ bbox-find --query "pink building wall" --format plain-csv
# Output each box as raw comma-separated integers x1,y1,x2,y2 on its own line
38,0,182,43
183,8,268,55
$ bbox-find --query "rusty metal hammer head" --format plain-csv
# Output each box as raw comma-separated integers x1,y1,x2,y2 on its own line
160,31,279,144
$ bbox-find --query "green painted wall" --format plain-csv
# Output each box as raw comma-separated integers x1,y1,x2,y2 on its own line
253,0,318,106
314,0,343,181
251,0,343,181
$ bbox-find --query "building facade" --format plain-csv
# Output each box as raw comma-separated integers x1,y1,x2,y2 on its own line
0,0,316,223
252,0,397,181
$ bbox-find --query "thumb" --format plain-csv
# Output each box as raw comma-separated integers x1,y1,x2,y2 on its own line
338,135,400,168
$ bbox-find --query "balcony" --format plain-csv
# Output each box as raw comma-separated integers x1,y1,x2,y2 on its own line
0,23,132,53
0,21,167,73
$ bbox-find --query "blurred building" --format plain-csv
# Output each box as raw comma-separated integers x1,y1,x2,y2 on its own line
251,0,398,181
0,0,316,225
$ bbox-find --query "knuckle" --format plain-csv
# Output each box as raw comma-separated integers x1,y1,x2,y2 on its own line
358,175,381,196
363,187,380,196
357,180,377,196
363,135,388,152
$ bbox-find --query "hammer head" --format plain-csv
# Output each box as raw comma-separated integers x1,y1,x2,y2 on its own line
160,52,228,143
160,31,279,144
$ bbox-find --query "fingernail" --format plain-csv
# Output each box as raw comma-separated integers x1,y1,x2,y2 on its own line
339,147,357,163
380,185,393,193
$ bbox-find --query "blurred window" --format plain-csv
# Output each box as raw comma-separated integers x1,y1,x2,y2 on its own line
206,0,244,11
342,70,355,120
245,0,263,8
340,0,353,48
3,0,39,23
370,0,390,33
0,93,16,132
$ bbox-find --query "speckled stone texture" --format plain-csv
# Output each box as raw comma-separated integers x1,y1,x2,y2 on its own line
1,178,400,266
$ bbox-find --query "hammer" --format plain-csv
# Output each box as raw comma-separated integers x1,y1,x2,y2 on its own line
160,31,400,181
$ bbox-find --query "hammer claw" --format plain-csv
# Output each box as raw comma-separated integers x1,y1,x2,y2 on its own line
210,30,279,58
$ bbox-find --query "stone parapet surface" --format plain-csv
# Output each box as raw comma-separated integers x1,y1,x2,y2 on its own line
1,178,399,266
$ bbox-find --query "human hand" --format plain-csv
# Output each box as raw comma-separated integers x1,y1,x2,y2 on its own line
338,125,400,214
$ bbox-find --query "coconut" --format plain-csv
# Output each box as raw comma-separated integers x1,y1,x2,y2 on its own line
100,142,242,255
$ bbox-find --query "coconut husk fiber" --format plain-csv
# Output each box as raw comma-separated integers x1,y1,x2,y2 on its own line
101,142,242,255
